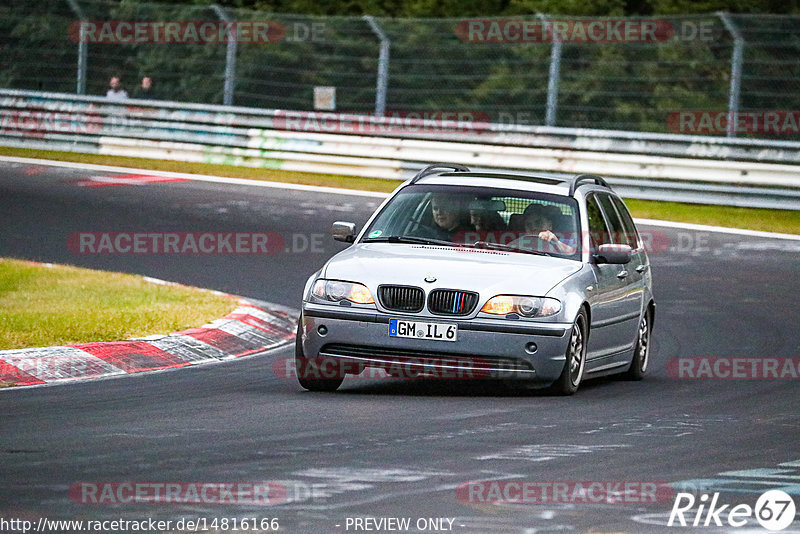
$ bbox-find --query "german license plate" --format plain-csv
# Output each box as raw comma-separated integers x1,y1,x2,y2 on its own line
388,319,457,342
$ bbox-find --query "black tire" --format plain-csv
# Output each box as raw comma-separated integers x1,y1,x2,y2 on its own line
295,317,343,392
624,309,651,381
549,308,588,396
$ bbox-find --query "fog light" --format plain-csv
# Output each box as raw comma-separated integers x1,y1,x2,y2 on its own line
525,342,538,354
317,325,328,336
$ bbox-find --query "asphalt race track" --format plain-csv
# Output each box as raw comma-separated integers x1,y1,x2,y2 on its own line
1,159,799,534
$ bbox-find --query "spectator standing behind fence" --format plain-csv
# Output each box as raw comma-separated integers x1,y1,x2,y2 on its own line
133,76,157,99
105,76,128,101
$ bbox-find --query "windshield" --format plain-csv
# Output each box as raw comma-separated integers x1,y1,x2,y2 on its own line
362,184,582,260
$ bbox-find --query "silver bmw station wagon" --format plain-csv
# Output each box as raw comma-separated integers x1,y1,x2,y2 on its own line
297,164,655,394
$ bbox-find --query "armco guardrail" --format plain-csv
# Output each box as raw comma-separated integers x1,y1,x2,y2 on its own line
1,89,799,209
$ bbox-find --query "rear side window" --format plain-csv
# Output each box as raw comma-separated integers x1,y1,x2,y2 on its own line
609,195,640,249
585,195,610,252
596,194,629,247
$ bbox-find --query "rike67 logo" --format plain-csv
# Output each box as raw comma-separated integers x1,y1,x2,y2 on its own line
668,490,796,531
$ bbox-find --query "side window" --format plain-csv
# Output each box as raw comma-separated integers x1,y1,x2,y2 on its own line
597,194,628,247
610,195,640,249
585,195,610,252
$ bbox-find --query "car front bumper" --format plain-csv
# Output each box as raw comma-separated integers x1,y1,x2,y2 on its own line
300,303,573,384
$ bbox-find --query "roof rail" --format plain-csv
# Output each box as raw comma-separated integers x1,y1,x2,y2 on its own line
410,163,470,184
568,174,610,195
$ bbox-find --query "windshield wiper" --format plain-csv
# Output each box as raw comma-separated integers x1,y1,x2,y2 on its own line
473,240,553,256
364,235,470,247
363,235,556,256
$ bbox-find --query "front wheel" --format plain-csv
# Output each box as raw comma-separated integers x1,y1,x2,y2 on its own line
624,310,651,380
549,309,588,395
295,317,343,392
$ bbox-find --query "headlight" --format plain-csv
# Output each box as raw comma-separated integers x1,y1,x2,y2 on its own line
311,279,375,304
480,295,561,318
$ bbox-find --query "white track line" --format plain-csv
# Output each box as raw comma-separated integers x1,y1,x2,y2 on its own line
0,155,389,198
633,218,800,241
1,154,797,240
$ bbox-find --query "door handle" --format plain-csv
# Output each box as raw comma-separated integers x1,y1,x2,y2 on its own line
636,265,648,273
617,270,628,279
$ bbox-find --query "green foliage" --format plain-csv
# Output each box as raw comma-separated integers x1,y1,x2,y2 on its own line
506,0,628,17
212,0,800,16
1,0,799,137
647,0,799,15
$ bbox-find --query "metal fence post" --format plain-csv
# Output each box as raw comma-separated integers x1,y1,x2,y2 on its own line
363,15,390,117
538,14,561,127
718,12,744,138
211,4,237,106
66,0,87,94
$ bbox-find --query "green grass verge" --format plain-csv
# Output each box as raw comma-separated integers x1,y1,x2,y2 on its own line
1,146,798,234
625,199,800,235
0,258,237,350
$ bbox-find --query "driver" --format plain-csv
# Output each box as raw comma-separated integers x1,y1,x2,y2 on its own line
426,194,470,241
523,205,576,254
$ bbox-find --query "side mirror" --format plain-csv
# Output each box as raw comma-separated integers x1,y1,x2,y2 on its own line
331,221,356,243
593,244,632,265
